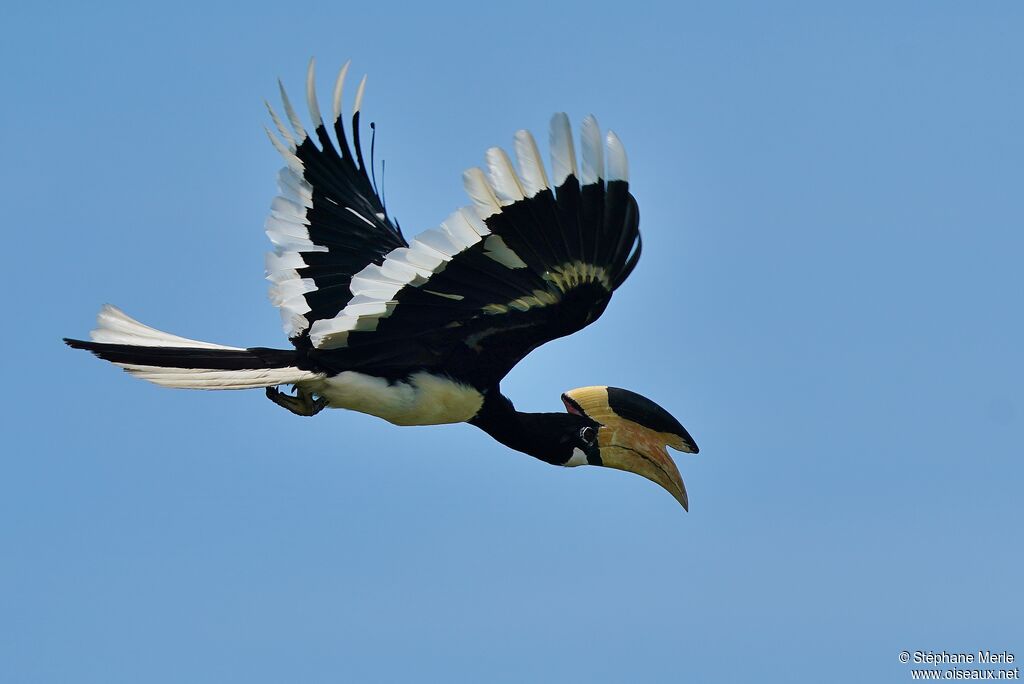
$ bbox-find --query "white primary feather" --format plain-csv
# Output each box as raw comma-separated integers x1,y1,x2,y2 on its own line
441,210,486,249
332,61,352,123
605,130,629,182
277,80,307,142
305,58,323,129
353,74,367,114
270,195,308,223
353,263,407,287
276,167,313,208
513,130,549,197
263,218,311,241
348,279,403,302
485,147,525,205
268,278,317,306
264,128,303,174
341,300,394,317
265,214,314,244
579,115,604,185
264,251,306,284
457,206,490,237
262,219,313,250
309,316,379,349
462,167,502,219
387,246,446,272
265,102,296,148
280,311,310,337
279,294,312,316
549,113,577,187
379,257,430,286
404,238,448,265
415,227,461,257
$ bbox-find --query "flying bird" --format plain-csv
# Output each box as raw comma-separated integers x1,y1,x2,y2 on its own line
65,60,700,508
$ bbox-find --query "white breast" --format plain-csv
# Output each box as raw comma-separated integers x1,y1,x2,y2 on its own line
307,370,483,426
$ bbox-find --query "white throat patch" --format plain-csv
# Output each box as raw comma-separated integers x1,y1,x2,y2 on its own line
564,447,589,467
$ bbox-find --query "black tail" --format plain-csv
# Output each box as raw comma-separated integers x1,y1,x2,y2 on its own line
65,305,320,390
64,338,299,370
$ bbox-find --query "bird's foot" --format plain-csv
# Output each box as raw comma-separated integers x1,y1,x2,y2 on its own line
266,385,328,417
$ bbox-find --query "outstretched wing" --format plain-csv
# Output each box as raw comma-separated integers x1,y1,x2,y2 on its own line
264,60,407,344
306,111,641,388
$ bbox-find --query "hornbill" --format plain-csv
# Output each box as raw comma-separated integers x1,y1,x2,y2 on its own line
65,60,700,509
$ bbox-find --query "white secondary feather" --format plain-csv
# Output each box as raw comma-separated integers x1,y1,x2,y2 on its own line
90,305,244,350
513,130,549,197
308,219,485,348
579,115,604,185
549,113,577,187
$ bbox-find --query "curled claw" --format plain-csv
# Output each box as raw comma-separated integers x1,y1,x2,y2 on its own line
266,385,327,416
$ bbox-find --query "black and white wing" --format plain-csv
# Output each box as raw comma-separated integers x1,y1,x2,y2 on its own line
301,107,642,387
264,60,407,345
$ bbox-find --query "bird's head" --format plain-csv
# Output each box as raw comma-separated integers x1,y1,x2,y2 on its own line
559,386,699,510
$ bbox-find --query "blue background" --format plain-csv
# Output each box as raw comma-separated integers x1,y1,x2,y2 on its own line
3,2,1021,682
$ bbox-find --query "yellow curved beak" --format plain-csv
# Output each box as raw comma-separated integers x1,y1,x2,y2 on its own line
598,424,689,510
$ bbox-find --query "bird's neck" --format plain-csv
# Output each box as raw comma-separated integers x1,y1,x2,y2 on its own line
469,390,584,465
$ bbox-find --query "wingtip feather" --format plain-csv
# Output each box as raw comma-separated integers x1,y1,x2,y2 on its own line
353,74,368,114
580,115,604,185
549,113,577,186
305,57,323,128
332,60,352,123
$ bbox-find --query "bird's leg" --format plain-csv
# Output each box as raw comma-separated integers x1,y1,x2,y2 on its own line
265,385,328,417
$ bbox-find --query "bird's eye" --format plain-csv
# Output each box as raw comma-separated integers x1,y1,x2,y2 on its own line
579,427,596,444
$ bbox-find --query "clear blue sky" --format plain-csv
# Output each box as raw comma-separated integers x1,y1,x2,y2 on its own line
2,2,1021,682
